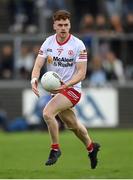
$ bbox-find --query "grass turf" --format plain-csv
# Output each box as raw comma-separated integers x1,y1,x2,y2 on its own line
0,129,133,179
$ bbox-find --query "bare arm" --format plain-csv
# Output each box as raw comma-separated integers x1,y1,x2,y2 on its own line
52,61,87,93
31,56,45,79
31,56,45,96
66,61,87,87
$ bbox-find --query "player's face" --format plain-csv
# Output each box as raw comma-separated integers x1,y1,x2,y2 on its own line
53,19,71,39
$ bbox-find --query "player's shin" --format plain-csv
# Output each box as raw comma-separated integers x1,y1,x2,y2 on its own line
43,112,59,144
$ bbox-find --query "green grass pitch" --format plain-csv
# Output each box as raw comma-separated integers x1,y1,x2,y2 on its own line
0,129,133,179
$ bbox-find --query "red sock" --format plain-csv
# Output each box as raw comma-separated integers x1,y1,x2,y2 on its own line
51,144,59,151
87,142,94,153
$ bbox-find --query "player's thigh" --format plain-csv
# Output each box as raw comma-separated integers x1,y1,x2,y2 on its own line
58,108,79,129
43,93,73,116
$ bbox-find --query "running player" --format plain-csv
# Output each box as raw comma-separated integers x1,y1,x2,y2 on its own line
31,10,100,169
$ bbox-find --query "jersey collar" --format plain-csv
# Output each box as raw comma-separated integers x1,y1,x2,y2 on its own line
56,34,71,46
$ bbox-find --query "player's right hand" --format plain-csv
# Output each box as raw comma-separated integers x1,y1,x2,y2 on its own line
50,81,67,94
31,78,40,97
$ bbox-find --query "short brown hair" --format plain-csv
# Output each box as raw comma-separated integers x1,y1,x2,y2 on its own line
53,10,71,21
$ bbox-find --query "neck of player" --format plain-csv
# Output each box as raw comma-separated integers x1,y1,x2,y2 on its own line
56,33,70,43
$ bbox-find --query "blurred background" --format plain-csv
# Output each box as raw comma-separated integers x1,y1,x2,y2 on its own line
0,0,133,132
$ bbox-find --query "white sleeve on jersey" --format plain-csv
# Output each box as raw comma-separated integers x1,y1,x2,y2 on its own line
75,40,87,62
38,39,48,58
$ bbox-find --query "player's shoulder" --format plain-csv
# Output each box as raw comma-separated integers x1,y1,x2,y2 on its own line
71,35,85,46
44,34,55,43
71,35,86,50
41,34,55,47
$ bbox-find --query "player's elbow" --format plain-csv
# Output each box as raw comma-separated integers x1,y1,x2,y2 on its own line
81,75,86,81
81,72,86,80
78,68,86,81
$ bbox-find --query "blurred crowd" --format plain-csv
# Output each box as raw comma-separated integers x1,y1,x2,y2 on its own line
75,0,133,34
0,43,128,85
0,0,133,85
0,44,40,80
7,0,68,34
3,0,132,34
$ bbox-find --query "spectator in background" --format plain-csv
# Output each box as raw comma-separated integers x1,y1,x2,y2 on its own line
22,0,38,33
0,45,14,79
104,0,122,17
80,14,95,34
73,0,100,32
8,0,37,34
15,46,34,79
35,0,68,33
124,13,133,34
98,40,111,59
36,0,67,16
109,15,123,33
74,0,100,20
95,14,109,34
80,14,95,55
122,0,133,16
103,50,125,83
88,55,107,86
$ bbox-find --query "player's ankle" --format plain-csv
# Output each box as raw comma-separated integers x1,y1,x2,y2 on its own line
87,142,94,153
51,143,60,151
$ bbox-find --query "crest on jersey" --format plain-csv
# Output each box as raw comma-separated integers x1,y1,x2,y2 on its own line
68,50,74,56
47,55,53,64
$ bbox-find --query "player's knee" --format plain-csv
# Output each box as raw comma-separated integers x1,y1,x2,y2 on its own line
43,109,54,121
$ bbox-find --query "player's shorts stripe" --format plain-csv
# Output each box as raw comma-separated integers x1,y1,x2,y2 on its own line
59,87,81,106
